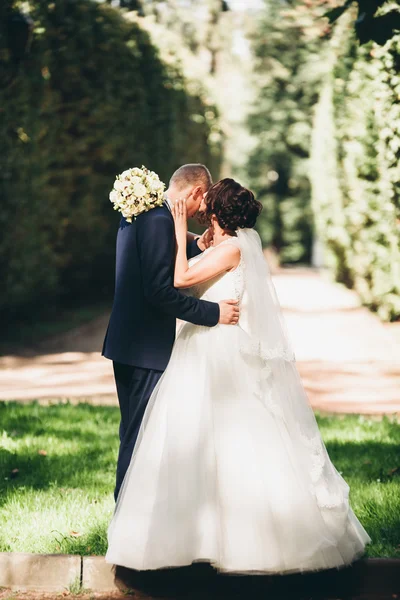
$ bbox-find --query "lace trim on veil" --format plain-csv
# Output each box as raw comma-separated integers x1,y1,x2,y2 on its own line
233,230,349,513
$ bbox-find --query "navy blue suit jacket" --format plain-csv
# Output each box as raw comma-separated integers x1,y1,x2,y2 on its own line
102,204,220,371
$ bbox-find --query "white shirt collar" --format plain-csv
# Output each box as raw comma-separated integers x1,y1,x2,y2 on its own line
164,195,172,212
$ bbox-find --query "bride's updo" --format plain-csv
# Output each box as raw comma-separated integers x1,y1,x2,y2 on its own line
204,178,262,232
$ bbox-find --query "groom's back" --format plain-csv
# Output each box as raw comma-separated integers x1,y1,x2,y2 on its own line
102,206,176,371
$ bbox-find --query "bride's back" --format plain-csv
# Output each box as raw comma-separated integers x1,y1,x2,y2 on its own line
188,238,250,332
190,240,243,299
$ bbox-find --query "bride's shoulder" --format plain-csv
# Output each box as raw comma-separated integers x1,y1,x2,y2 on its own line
213,237,241,253
207,238,241,266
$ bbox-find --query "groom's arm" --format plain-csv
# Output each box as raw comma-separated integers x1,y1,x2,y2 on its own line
187,229,214,259
137,211,219,327
187,236,203,260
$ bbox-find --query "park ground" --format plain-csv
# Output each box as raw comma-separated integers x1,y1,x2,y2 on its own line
1,266,399,414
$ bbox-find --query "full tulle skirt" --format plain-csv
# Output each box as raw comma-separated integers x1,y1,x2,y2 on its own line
106,322,370,573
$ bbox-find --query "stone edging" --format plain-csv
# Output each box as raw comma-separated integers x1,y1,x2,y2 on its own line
0,553,399,595
0,554,115,593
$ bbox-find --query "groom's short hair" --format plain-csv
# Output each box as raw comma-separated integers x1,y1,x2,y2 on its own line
169,164,212,191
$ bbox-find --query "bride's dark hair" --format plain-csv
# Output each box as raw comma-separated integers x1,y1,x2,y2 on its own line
204,178,262,232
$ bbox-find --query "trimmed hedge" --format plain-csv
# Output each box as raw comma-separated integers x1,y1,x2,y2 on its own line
0,0,221,321
311,21,400,320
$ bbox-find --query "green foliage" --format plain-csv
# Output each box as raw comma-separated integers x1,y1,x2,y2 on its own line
0,0,222,321
325,0,400,45
311,20,400,320
247,3,321,263
250,2,400,317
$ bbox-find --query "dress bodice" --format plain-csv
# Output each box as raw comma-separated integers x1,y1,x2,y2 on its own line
186,238,245,304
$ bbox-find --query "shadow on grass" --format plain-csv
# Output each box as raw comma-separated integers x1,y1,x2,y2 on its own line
324,440,400,484
0,402,119,507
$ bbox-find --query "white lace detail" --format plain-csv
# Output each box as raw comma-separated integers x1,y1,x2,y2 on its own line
263,382,285,420
314,487,345,510
215,237,244,303
243,341,295,363
297,427,345,509
239,341,295,420
233,258,244,303
298,429,327,484
239,343,287,420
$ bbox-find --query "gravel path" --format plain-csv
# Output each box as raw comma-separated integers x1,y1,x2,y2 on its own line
1,268,399,414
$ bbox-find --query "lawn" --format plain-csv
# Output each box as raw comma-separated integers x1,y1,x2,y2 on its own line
0,402,399,557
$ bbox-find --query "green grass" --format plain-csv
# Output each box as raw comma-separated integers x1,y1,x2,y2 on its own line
0,402,399,557
315,413,400,558
0,402,119,555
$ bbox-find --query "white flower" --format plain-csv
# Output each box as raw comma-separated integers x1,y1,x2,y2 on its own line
133,182,147,198
109,190,119,203
151,180,162,193
114,180,125,192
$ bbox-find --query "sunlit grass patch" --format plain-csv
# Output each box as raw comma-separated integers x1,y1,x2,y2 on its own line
316,413,400,558
0,402,399,556
0,401,118,555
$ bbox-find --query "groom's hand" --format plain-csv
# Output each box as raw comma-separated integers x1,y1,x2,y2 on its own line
218,300,239,325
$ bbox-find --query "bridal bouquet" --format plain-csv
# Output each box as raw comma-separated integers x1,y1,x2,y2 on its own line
109,166,165,222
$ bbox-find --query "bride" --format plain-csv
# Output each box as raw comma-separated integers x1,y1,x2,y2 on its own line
106,178,370,574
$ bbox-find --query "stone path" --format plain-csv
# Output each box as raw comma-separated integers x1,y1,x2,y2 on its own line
274,268,400,414
1,268,399,414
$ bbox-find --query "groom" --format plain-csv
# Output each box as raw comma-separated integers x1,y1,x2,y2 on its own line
103,163,239,500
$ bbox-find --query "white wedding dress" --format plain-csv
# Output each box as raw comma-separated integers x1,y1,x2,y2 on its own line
106,229,370,574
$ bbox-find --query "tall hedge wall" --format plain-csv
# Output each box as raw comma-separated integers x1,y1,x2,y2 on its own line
311,23,400,321
0,0,222,321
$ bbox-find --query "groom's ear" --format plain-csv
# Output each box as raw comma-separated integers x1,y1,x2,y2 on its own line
193,185,203,200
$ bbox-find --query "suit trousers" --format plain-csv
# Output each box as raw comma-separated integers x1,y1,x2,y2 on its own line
113,361,163,501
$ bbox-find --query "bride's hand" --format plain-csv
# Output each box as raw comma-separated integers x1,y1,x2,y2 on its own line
172,198,188,241
197,228,213,251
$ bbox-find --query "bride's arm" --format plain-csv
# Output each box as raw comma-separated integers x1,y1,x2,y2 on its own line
172,198,240,288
